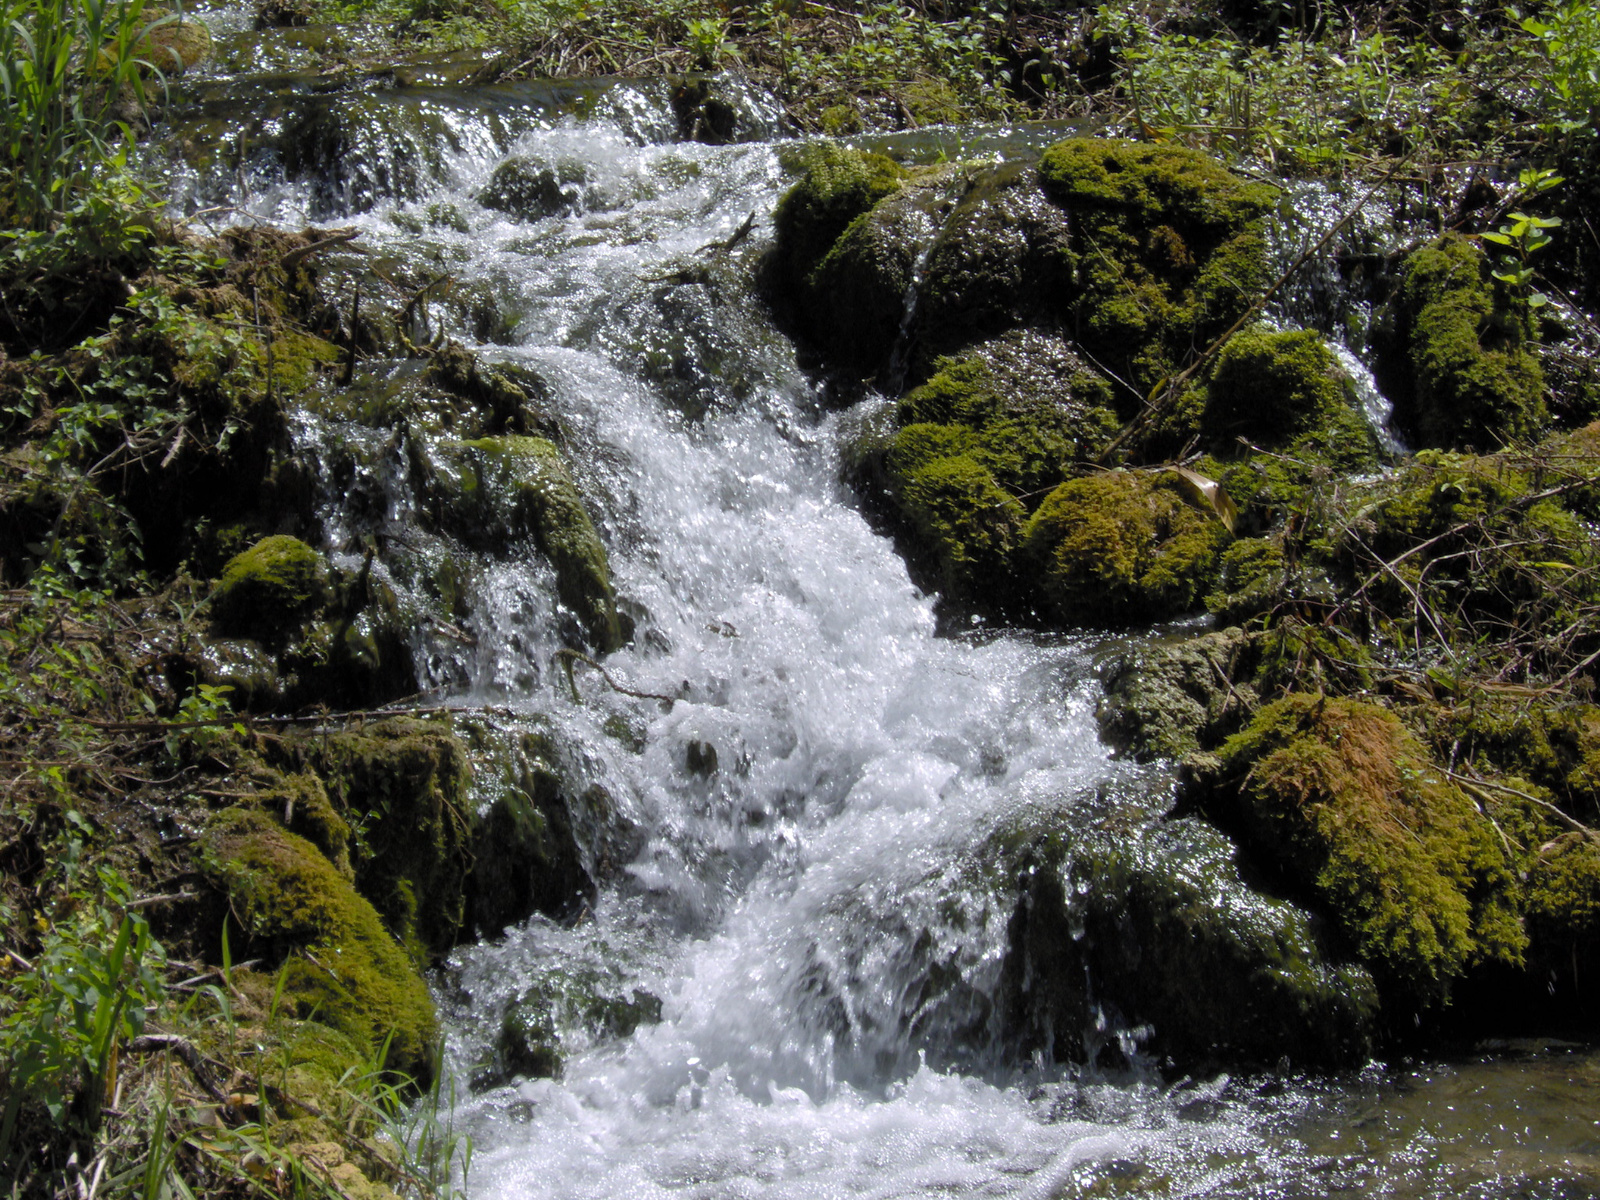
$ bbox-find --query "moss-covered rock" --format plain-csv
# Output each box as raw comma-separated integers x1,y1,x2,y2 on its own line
1202,326,1379,468
1023,469,1232,625
1195,694,1525,1007
1524,832,1600,993
200,808,437,1080
866,335,1118,606
770,142,908,302
1003,812,1378,1071
1098,627,1260,762
1038,138,1277,415
295,718,474,963
800,176,943,376
212,534,329,640
1383,234,1547,451
435,435,622,652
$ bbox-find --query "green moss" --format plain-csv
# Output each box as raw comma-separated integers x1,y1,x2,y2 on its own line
1525,833,1600,984
771,143,907,293
268,329,344,395
485,974,661,1086
1203,694,1525,1005
1206,537,1286,624
298,718,474,962
1391,234,1547,451
258,770,352,877
886,429,1026,603
201,808,438,1080
1420,699,1600,813
213,535,329,641
1203,326,1376,465
1038,139,1277,411
449,435,623,652
1023,470,1231,625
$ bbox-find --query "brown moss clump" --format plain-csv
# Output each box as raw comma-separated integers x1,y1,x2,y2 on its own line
1201,694,1525,1005
1023,470,1231,625
200,808,438,1081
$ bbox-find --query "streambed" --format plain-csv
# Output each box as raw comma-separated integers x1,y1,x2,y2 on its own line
157,16,1600,1195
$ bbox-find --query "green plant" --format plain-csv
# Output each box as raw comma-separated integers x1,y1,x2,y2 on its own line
1481,168,1564,311
1520,1,1600,135
682,14,727,68
0,0,160,228
0,850,166,1165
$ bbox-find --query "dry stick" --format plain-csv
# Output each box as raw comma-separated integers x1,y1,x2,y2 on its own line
1327,475,1600,625
1095,158,1411,467
126,1034,229,1104
1442,767,1600,841
340,284,361,387
279,228,360,272
554,648,679,705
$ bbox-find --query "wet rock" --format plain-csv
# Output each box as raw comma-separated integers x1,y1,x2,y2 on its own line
866,333,1119,607
911,159,1073,374
1002,806,1378,1071
477,156,586,220
1098,628,1259,763
1189,694,1525,1009
431,434,623,653
481,975,662,1088
685,739,718,776
293,717,476,961
768,142,908,346
462,723,642,935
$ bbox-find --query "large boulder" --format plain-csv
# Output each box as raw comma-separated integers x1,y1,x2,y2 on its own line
1001,803,1378,1071
1189,694,1525,1009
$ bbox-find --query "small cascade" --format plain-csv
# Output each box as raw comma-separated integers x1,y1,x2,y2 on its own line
140,16,1600,1192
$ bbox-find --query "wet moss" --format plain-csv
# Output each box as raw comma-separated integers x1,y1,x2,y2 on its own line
1388,234,1548,451
1524,833,1600,988
200,808,438,1080
1205,537,1287,624
212,534,329,641
1098,627,1260,762
447,435,623,652
1023,470,1231,625
1038,138,1276,411
1201,694,1525,1006
910,160,1073,373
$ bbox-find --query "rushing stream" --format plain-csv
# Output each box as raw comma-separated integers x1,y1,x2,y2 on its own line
160,15,1600,1196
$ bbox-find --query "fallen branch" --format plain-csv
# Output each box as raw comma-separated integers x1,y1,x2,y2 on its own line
280,228,361,271
554,648,679,705
1442,767,1600,840
126,1034,228,1104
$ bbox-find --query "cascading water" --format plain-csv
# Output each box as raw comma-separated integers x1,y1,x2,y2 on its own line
158,15,1600,1195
